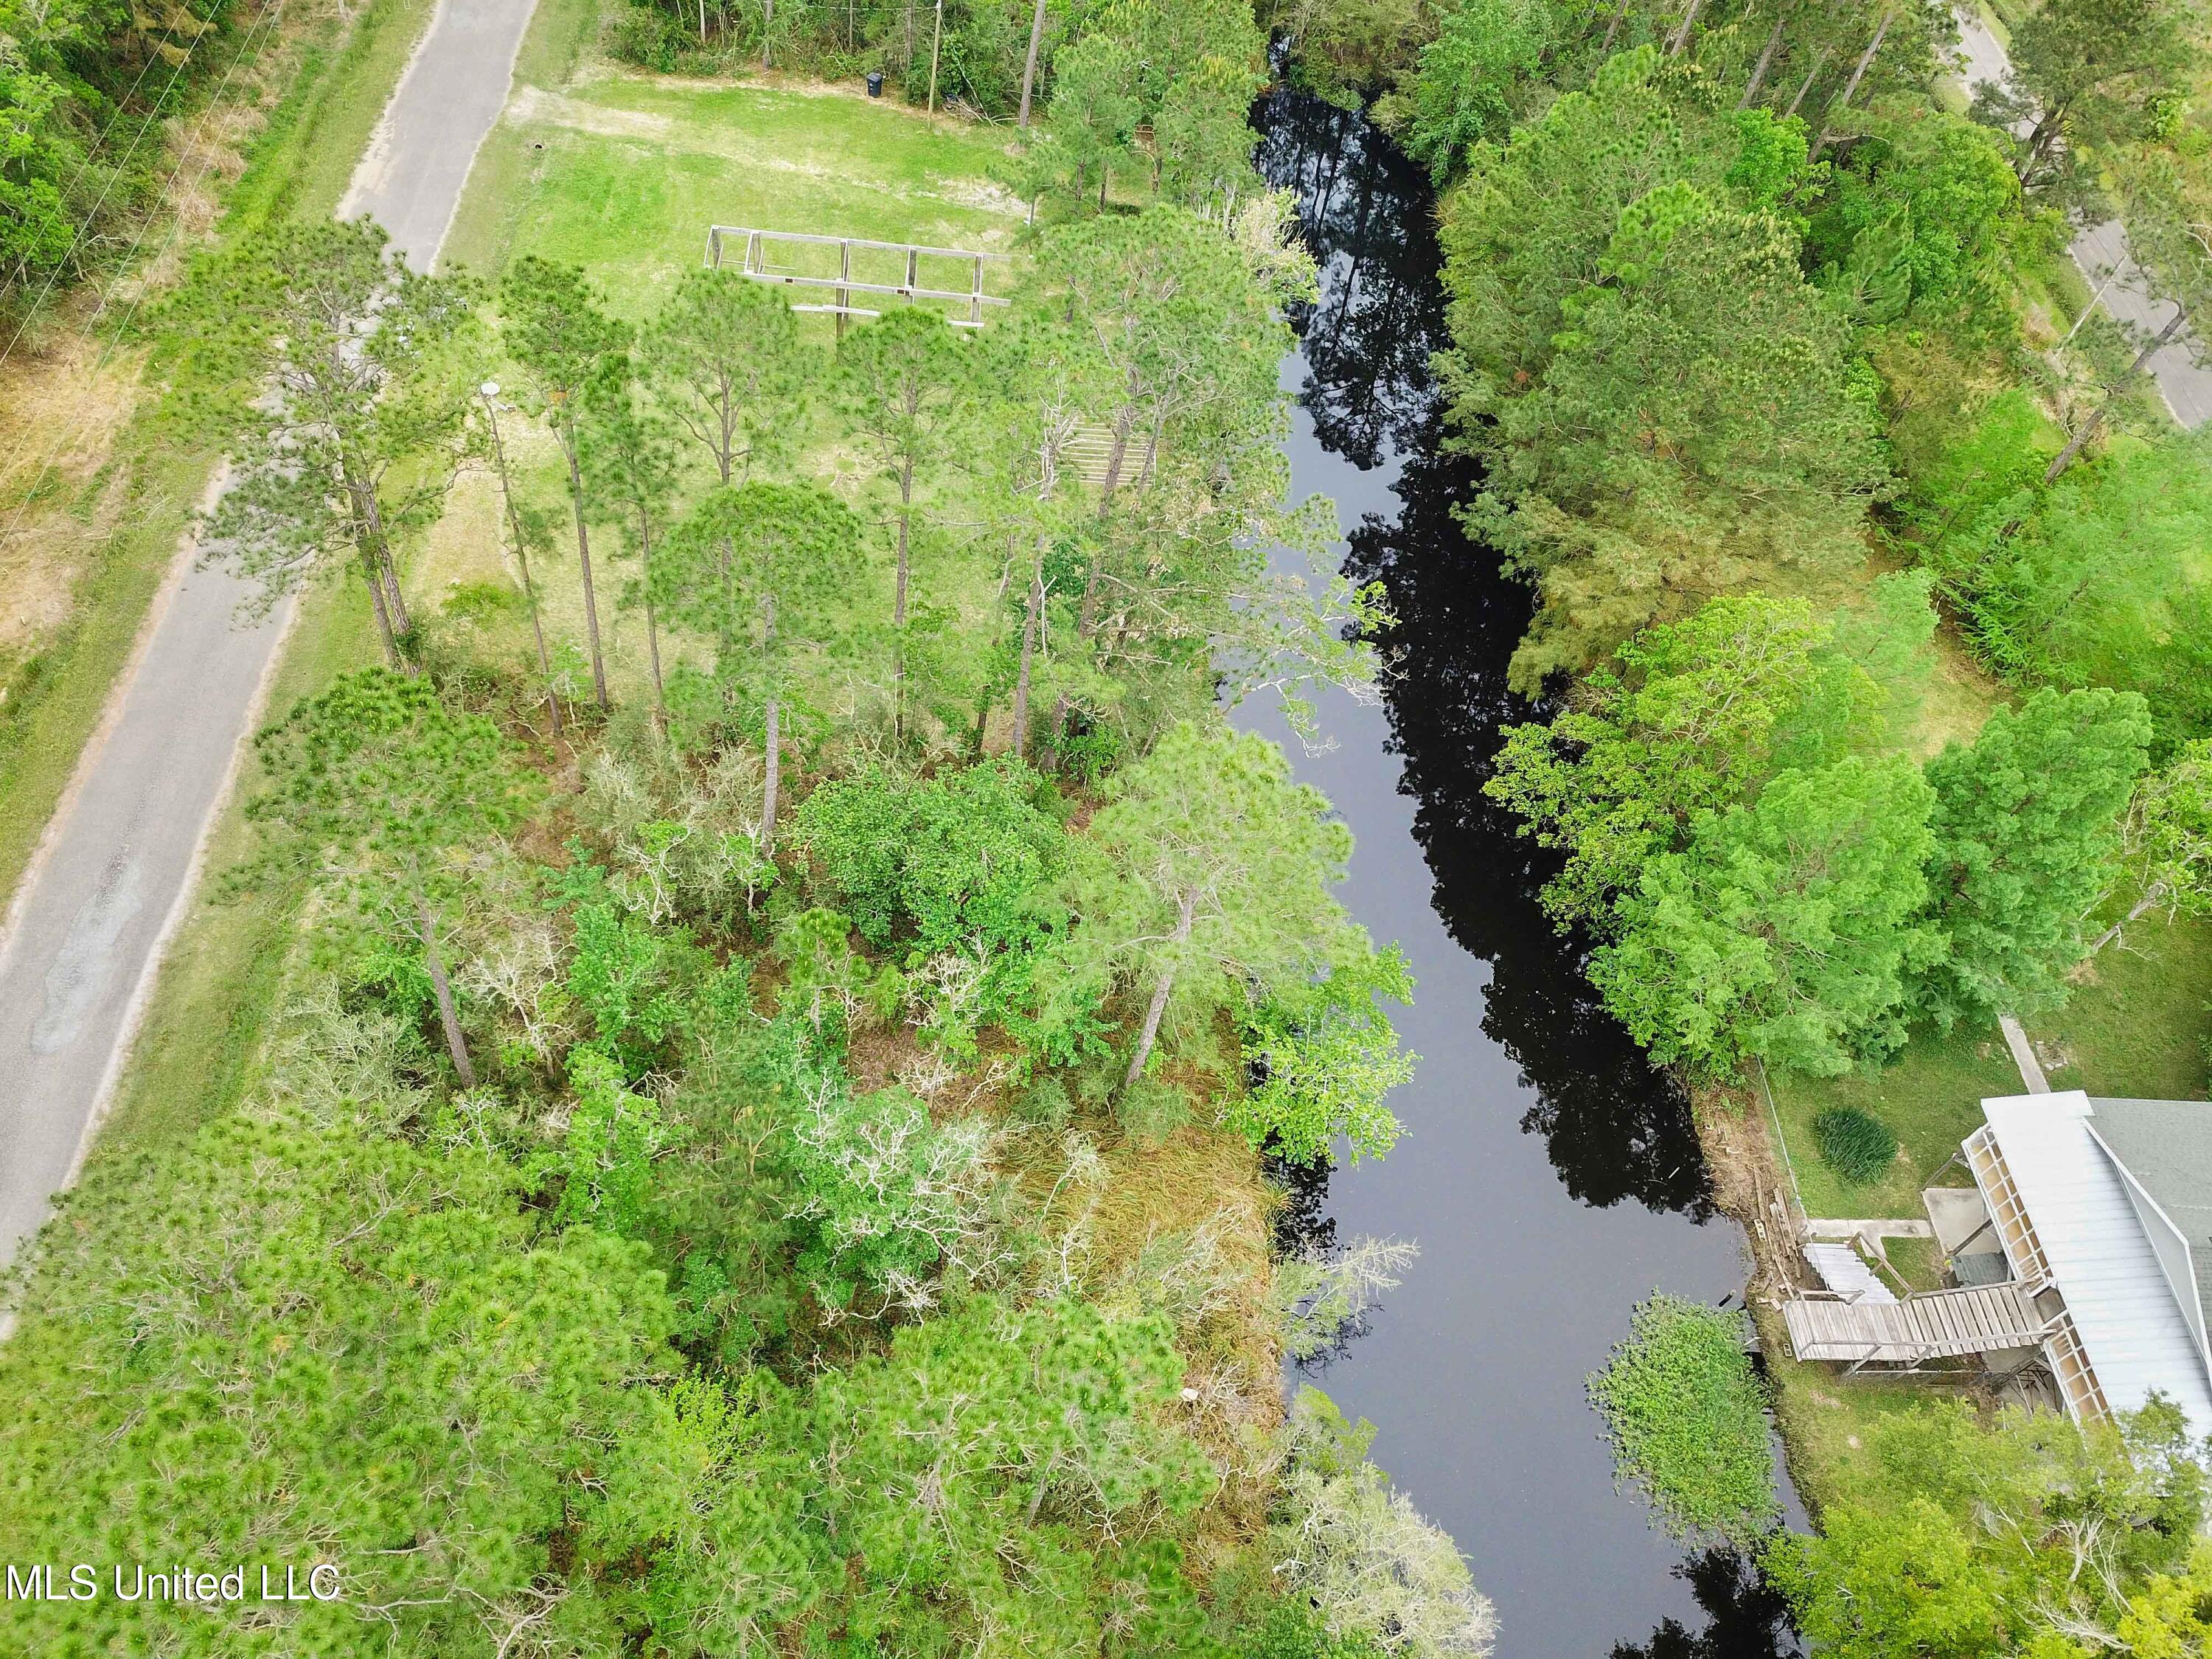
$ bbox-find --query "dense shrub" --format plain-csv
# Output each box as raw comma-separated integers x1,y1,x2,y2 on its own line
1587,1293,1779,1548
796,758,1065,954
1813,1105,1901,1186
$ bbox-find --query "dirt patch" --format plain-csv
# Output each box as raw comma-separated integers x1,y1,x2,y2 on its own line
507,83,675,139
1695,1080,1808,1307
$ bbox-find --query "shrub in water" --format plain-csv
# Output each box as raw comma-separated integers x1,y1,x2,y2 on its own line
1587,1293,1778,1548
1814,1105,1899,1186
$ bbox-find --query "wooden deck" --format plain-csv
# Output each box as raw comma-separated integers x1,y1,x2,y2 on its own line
1784,1282,2049,1366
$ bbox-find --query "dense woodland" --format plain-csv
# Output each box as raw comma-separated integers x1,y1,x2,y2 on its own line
0,19,1492,1648
7,0,2212,1649
1410,0,2212,1087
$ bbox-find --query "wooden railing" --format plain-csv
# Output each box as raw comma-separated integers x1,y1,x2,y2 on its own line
703,226,1010,332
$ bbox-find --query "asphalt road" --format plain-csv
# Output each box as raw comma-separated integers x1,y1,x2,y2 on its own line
1952,6,2212,429
0,0,538,1270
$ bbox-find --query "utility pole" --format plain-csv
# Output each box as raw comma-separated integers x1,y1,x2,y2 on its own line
927,0,944,114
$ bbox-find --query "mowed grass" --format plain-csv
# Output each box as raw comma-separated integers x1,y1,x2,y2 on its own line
1769,1022,2025,1220
2038,911,2212,1102
442,61,1025,315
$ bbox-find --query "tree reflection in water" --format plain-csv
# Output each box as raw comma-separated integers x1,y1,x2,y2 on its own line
1253,82,1714,1220
1610,1548,1801,1659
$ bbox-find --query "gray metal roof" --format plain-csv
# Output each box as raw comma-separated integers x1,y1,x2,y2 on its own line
2084,1098,2212,1377
1981,1091,2212,1436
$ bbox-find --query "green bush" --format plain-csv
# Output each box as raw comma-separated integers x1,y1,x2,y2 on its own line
1587,1293,1778,1548
794,759,1064,956
1814,1104,1900,1186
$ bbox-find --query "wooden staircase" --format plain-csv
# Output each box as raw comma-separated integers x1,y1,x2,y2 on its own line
1784,1281,2051,1368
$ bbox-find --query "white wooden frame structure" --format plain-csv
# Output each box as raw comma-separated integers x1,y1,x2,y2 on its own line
703,225,1010,333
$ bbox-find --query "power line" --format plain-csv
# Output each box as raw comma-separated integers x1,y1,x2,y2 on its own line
0,13,228,373
0,0,290,557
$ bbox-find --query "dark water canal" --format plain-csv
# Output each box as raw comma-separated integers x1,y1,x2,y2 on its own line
1242,88,1802,1658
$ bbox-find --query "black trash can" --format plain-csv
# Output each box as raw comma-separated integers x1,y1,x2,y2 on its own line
866,70,884,97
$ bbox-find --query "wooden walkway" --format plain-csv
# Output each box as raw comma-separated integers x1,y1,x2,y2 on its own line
1784,1282,2048,1366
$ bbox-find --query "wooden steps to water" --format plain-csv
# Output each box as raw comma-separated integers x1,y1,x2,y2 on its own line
1804,1242,1896,1304
1784,1282,2048,1366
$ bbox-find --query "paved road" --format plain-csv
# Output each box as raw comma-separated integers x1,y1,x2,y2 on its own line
1952,7,2211,429
0,0,538,1270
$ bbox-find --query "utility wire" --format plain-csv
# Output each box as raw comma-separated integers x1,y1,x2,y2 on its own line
2,10,204,296
0,10,227,372
0,0,289,557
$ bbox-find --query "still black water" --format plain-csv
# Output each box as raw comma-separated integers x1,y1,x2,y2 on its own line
1241,89,1801,1658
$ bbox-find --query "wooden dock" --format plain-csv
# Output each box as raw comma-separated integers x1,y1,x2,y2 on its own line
1784,1282,2049,1368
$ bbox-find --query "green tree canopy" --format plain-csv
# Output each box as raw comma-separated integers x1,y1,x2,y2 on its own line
1064,720,1381,1090
183,218,479,669
1767,1398,2205,1659
653,480,870,852
1592,753,1939,1074
1439,54,1885,685
499,257,636,709
0,1108,677,1659
1986,0,2208,195
1918,686,2154,1023
645,265,819,487
1486,594,1891,926
247,668,540,1085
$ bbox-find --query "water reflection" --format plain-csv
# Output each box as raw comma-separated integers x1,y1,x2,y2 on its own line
1253,92,1443,468
1248,79,1794,1656
1611,1549,1801,1659
1256,83,1714,1220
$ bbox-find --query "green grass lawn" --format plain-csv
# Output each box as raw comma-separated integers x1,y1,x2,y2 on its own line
2038,911,2212,1102
441,48,1023,314
1769,1022,2025,1220
1767,914,2212,1221
1880,1234,1944,1293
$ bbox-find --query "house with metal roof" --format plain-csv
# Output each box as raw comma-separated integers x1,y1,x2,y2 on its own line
1964,1091,2212,1434
1784,1089,2212,1439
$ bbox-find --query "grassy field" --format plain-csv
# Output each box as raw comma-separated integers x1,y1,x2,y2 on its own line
1768,1023,2023,1220
0,0,439,917
442,46,1023,312
2038,911,2212,1100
